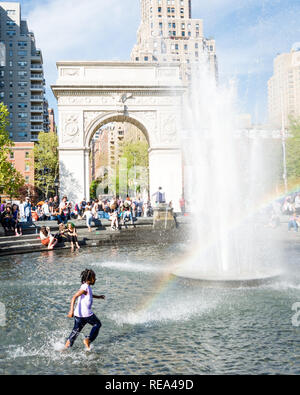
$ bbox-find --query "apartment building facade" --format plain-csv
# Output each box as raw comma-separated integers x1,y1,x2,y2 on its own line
131,0,217,82
0,2,49,142
268,43,300,129
7,141,34,185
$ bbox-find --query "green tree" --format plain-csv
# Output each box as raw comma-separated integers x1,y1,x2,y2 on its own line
121,141,149,169
119,140,149,196
286,118,300,186
0,102,24,197
90,179,100,200
33,131,59,198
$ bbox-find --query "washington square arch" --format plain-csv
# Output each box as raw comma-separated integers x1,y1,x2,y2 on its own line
51,61,187,212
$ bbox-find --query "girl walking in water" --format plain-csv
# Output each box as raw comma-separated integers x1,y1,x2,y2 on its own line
65,269,105,351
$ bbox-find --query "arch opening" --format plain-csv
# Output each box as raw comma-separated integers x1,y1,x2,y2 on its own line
89,117,150,203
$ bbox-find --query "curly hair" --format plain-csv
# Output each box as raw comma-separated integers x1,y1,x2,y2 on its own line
80,269,96,284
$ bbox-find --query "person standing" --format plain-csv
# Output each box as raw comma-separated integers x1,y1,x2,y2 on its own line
82,203,94,232
152,187,166,204
179,196,186,215
23,197,32,223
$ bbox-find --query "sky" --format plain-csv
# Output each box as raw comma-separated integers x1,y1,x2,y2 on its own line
15,0,300,125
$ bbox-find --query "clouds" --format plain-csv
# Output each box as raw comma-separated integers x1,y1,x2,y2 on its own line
191,0,300,122
23,0,140,109
20,0,300,123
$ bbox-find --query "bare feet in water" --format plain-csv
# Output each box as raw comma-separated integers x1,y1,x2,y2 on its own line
64,340,71,350
83,338,91,351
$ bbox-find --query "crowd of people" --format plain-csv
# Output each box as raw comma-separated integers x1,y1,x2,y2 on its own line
267,192,300,232
0,194,154,238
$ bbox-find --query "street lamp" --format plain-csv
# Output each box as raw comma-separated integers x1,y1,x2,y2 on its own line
38,166,50,199
281,130,288,196
54,177,59,197
280,92,288,195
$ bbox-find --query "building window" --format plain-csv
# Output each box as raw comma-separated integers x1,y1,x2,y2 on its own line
144,56,149,61
10,152,14,159
25,176,30,183
18,112,28,118
25,152,30,159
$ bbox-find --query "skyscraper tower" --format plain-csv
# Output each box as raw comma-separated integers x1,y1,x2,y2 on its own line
131,0,218,82
0,2,49,142
268,43,300,129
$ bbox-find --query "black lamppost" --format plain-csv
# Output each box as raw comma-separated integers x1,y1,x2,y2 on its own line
38,166,50,199
54,177,59,197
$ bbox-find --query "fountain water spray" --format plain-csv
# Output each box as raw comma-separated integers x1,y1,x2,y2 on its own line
175,54,283,285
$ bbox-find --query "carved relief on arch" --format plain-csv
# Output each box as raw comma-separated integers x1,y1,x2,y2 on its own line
159,112,179,145
61,113,81,145
136,111,158,145
84,111,101,130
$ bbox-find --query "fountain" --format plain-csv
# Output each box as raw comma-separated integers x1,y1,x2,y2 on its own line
174,55,283,286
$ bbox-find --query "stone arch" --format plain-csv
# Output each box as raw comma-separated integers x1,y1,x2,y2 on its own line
85,112,150,148
53,62,184,210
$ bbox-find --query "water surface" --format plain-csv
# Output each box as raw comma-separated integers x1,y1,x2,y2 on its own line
0,243,299,375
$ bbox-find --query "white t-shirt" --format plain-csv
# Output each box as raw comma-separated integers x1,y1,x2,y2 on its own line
74,283,93,318
42,203,50,216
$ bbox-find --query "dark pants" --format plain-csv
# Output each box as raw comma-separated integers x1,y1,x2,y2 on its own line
57,214,66,224
67,234,78,244
67,314,101,347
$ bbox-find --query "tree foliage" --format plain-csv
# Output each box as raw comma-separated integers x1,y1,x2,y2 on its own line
120,141,149,169
0,102,25,197
119,140,149,196
286,118,300,185
32,131,59,198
